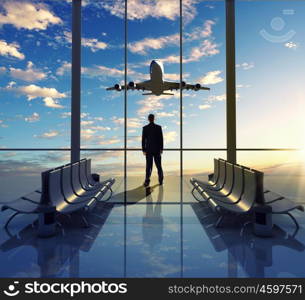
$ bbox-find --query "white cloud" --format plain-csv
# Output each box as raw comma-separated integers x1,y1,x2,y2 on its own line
160,39,219,65
199,104,211,110
61,112,71,118
82,129,96,141
184,20,215,40
25,112,40,122
0,66,6,74
164,73,189,81
35,130,59,139
101,0,197,23
0,40,25,60
56,61,71,76
184,39,219,63
56,61,124,78
128,19,215,56
112,117,143,128
236,62,254,70
285,41,298,49
82,37,108,52
198,70,223,85
5,84,66,101
90,126,111,131
43,97,64,109
157,111,176,118
59,31,108,52
81,120,94,126
99,137,121,145
207,94,226,103
137,96,164,116
128,34,179,55
9,61,47,82
0,119,8,128
164,131,177,143
206,93,240,103
0,1,62,30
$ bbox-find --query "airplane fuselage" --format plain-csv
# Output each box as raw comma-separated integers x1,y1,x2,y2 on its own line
150,60,164,96
107,59,210,95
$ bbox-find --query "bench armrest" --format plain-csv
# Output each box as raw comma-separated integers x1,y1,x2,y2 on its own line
208,173,214,181
92,173,100,182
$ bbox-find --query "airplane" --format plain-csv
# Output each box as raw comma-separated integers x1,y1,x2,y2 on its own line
106,60,210,96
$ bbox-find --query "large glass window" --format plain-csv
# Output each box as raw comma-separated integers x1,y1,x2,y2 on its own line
183,0,226,149
0,1,71,148
236,0,305,149
80,0,124,149
127,0,180,150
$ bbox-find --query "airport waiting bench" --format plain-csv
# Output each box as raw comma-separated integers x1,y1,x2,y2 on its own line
1,158,115,235
190,158,304,232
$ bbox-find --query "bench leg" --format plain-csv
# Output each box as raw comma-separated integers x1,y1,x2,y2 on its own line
4,212,20,229
191,188,205,203
286,212,299,231
99,187,113,203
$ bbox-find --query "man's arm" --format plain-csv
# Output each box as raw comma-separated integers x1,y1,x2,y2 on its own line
142,127,146,153
160,126,164,153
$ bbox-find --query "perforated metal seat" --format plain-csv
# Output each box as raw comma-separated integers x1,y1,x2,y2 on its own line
208,165,244,204
204,162,235,199
196,159,226,192
208,168,256,214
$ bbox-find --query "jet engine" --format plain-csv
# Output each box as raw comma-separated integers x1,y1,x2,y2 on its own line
128,81,135,89
195,83,201,90
114,84,121,91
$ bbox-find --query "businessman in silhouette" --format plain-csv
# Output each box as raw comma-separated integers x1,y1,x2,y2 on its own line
142,114,164,187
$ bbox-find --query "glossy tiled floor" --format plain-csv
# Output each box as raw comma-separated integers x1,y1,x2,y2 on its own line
0,176,305,278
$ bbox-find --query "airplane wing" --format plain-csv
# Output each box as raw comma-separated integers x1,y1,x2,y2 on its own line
106,80,152,92
163,81,210,91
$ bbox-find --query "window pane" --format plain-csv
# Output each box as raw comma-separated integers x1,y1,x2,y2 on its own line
183,150,226,202
127,150,180,202
237,150,305,202
81,150,124,177
127,0,180,149
80,1,124,148
0,1,71,148
183,0,226,148
236,0,305,148
0,150,70,202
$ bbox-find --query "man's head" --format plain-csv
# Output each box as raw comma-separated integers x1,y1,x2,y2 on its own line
148,114,155,123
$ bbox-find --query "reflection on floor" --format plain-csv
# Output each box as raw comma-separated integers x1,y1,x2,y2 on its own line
0,176,305,278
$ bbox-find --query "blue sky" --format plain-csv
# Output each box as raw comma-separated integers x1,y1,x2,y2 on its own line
0,0,305,175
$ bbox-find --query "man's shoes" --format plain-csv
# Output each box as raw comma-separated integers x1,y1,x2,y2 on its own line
159,178,163,185
143,180,150,187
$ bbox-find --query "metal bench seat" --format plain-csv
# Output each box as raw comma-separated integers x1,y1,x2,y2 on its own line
192,164,243,205
72,162,110,197
190,158,304,229
194,159,226,192
202,162,236,199
1,158,115,231
207,168,256,215
193,158,220,188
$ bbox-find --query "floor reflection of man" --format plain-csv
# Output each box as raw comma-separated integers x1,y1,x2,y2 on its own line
142,186,164,249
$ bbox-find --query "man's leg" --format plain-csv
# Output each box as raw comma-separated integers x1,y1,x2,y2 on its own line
154,154,164,184
145,153,153,185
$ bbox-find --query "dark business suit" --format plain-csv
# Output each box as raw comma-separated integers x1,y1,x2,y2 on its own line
142,123,164,182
